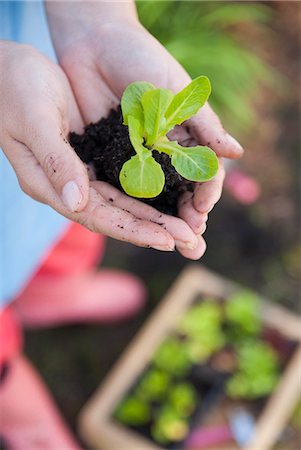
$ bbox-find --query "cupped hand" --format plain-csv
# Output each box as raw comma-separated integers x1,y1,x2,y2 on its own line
46,4,243,259
0,41,184,252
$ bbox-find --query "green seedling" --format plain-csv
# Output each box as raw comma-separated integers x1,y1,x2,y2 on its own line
120,77,218,198
153,337,191,377
178,300,224,363
226,340,280,400
137,368,170,402
114,396,151,426
178,300,222,337
225,290,261,339
185,332,225,364
168,382,197,417
151,406,188,444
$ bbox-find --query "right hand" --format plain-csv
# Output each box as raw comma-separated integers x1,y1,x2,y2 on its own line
0,41,201,252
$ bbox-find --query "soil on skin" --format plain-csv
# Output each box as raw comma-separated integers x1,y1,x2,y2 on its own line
69,107,191,215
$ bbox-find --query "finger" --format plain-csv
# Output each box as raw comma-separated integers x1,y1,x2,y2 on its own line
187,103,243,159
62,56,119,123
63,76,85,134
16,115,90,213
193,160,225,213
177,235,207,260
178,191,208,234
92,181,199,250
168,124,193,146
4,139,175,251
73,187,175,251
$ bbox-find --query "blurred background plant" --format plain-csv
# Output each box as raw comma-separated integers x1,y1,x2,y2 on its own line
137,0,285,135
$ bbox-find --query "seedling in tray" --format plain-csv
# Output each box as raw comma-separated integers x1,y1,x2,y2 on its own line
119,77,218,198
112,294,286,448
79,267,301,450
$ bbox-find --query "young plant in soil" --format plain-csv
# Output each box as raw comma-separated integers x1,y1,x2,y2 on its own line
114,395,151,426
226,341,280,400
119,77,218,198
151,405,189,445
137,368,170,402
224,290,262,342
178,301,225,363
153,337,191,377
70,76,218,215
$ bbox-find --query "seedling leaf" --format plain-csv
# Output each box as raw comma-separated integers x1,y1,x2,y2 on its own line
119,76,219,200
127,115,145,157
119,154,165,198
165,76,211,131
121,81,155,125
156,141,218,182
141,88,173,145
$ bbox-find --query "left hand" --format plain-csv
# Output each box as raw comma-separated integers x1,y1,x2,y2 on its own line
46,2,243,259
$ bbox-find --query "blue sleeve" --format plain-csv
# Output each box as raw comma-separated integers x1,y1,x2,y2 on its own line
0,1,69,307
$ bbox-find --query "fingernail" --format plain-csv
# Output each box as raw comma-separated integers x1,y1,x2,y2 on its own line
153,244,175,252
175,238,198,250
227,134,244,155
196,201,213,213
196,223,207,235
208,204,215,212
62,181,83,212
193,213,208,229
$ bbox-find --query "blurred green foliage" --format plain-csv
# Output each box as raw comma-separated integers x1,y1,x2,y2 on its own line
151,405,189,444
179,301,225,362
115,395,151,425
226,341,280,399
168,382,197,417
153,337,191,376
137,1,277,134
114,292,282,444
137,368,170,401
225,290,262,339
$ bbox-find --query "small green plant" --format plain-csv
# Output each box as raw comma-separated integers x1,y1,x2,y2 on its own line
178,300,222,337
137,368,170,401
120,77,218,198
178,300,224,363
151,406,188,444
225,290,261,338
168,382,197,417
114,396,151,426
226,341,280,399
153,337,191,377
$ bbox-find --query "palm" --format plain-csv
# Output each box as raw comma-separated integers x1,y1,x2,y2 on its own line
59,23,226,258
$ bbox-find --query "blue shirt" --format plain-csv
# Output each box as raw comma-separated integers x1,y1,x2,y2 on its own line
0,1,68,307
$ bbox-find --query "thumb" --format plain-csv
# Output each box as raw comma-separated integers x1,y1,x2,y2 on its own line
26,121,90,212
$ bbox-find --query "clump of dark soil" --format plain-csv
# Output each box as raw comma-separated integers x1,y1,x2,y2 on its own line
69,107,190,215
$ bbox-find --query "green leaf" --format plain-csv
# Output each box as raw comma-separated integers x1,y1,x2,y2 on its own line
165,76,211,131
156,141,218,182
141,88,174,145
127,115,145,157
121,81,155,125
119,153,165,198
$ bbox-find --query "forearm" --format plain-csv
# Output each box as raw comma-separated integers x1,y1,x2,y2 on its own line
45,0,138,55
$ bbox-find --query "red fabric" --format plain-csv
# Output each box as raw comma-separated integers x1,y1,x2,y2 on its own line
224,170,261,205
37,223,106,277
0,307,23,365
